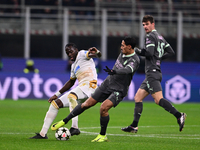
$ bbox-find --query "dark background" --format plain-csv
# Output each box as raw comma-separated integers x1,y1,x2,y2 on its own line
0,34,199,62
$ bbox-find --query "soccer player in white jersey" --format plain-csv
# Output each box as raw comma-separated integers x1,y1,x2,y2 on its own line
30,43,101,139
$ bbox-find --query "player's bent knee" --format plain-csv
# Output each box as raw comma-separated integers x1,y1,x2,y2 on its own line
51,100,59,109
134,94,141,102
82,100,94,109
100,105,109,116
81,102,90,109
100,109,108,116
83,97,98,108
154,98,161,105
68,93,78,109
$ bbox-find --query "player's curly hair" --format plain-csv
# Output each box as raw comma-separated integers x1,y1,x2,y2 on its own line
65,43,78,50
142,15,155,24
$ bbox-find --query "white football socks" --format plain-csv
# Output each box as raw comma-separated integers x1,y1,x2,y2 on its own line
69,104,79,128
40,101,58,137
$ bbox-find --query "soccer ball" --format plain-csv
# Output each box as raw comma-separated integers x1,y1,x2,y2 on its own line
55,127,71,140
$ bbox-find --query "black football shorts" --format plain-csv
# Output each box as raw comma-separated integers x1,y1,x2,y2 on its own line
91,85,123,107
140,71,162,94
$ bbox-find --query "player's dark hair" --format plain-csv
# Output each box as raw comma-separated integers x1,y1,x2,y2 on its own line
123,36,136,49
142,15,155,24
65,43,78,50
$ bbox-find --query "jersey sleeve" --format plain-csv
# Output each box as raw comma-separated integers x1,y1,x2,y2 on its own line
79,50,91,60
162,43,175,60
115,59,139,74
70,64,76,80
127,59,139,73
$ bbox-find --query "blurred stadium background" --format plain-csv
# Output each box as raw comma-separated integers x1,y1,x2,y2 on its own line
0,0,200,103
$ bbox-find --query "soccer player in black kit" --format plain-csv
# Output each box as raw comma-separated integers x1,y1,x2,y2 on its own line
121,15,186,134
51,37,140,142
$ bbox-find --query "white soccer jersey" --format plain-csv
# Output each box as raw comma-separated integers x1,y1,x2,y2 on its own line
69,50,97,97
70,50,97,83
59,50,98,107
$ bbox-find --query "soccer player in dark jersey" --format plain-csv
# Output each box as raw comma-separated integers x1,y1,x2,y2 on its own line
121,15,186,133
51,36,140,142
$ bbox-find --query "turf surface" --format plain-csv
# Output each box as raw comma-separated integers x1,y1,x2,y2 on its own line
0,99,199,150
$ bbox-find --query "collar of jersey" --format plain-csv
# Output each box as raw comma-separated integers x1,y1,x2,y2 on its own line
122,51,135,57
147,29,157,36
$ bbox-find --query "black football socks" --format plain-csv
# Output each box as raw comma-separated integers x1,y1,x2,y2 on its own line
100,115,110,135
159,98,181,119
63,103,86,124
130,102,143,127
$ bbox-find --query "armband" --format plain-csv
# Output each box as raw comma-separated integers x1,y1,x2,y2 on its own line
55,91,61,97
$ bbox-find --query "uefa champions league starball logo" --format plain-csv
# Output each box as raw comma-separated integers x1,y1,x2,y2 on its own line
165,75,191,104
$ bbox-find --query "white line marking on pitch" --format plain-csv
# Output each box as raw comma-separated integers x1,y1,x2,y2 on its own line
79,125,200,140
80,131,200,140
1,125,199,140
80,125,200,129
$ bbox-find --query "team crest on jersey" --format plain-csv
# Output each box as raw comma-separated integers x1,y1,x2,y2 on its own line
129,62,134,68
158,35,163,40
146,38,151,44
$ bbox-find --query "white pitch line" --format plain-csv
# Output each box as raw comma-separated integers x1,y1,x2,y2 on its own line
80,125,200,129
78,125,200,140
0,133,36,135
80,131,200,140
1,125,199,140
1,132,200,140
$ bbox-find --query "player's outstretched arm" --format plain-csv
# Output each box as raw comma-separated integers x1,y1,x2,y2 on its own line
48,79,76,103
88,47,102,58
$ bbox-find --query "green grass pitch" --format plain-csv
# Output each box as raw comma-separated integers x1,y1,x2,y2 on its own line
0,99,200,150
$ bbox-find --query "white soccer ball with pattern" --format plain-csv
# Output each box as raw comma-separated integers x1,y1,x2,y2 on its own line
55,127,71,140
